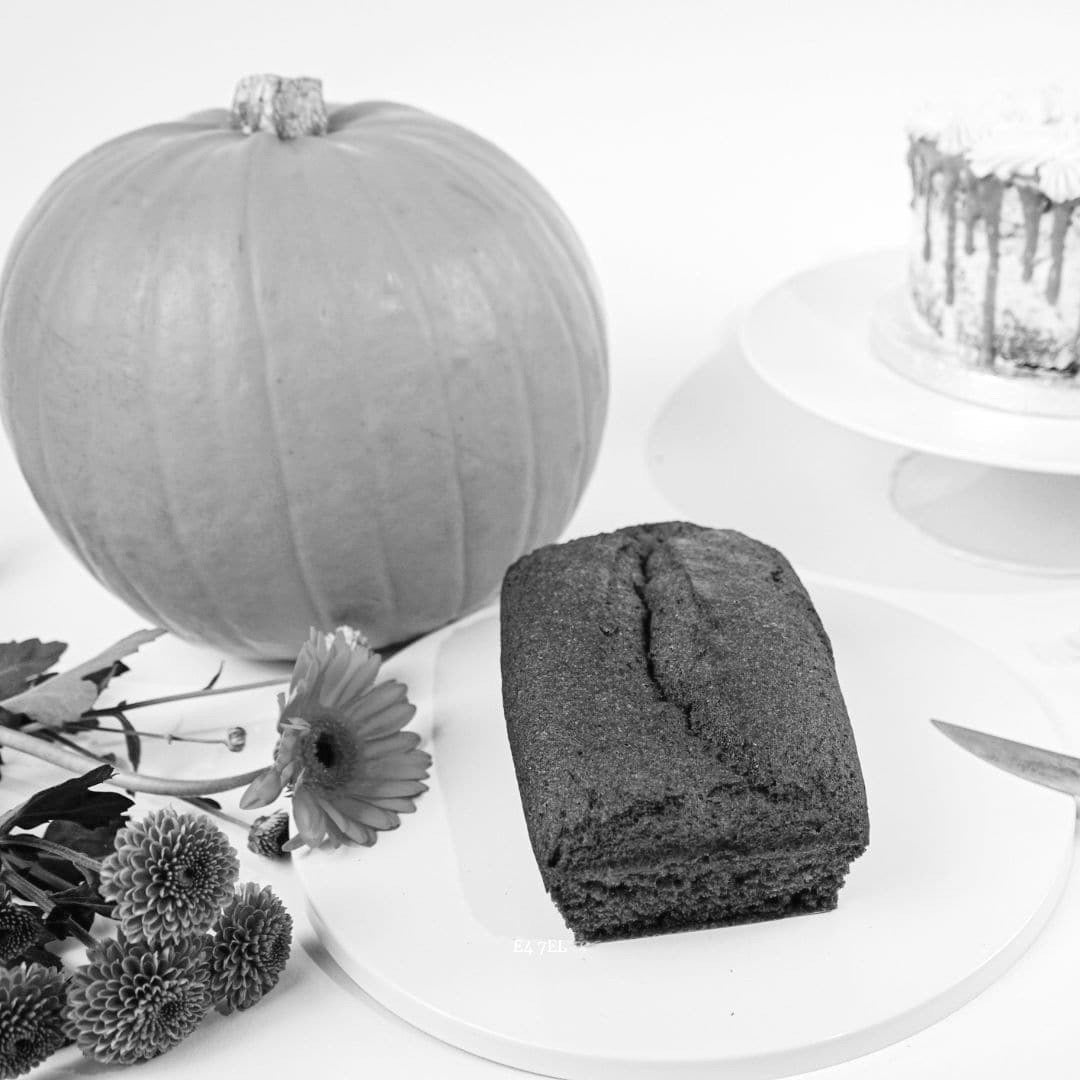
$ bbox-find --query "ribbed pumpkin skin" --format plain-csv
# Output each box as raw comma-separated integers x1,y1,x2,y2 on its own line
0,102,607,658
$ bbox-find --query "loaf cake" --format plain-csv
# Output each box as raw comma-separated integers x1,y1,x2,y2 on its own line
907,89,1080,378
500,522,869,944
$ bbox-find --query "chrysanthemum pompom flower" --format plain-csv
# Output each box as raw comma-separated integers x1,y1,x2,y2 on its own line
241,626,431,851
0,886,43,966
0,963,67,1079
65,932,210,1065
98,808,239,945
209,883,293,1014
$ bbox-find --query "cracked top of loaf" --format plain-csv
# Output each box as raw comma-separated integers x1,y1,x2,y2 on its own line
499,522,870,873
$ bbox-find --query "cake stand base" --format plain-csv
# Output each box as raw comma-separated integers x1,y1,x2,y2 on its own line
890,454,1080,576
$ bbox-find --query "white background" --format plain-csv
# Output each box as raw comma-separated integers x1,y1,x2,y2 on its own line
3,2,1080,1078
4,0,1072,440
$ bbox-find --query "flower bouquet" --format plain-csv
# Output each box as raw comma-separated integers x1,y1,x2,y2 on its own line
0,624,431,1075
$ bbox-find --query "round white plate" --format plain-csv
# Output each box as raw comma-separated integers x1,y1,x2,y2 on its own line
647,342,1072,591
740,250,1080,475
296,587,1074,1080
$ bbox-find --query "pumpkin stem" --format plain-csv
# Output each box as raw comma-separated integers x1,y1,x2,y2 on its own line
231,74,328,139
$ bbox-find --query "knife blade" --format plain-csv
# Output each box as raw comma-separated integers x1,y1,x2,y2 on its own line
931,718,1080,798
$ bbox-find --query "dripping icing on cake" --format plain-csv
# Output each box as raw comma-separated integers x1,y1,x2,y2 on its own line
907,89,1080,377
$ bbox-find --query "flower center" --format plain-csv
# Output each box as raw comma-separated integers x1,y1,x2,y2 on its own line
12,1035,37,1057
314,731,337,768
299,710,359,787
157,998,183,1024
161,857,200,894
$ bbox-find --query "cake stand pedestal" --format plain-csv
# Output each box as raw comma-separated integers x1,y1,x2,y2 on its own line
740,249,1080,576
889,457,1080,576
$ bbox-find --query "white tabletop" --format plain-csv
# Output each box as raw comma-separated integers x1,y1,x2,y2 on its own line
3,2,1080,1077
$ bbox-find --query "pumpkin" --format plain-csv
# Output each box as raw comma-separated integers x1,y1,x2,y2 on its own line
0,76,608,659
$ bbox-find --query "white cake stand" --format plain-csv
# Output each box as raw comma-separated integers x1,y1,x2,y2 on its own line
740,250,1080,575
646,346,1068,593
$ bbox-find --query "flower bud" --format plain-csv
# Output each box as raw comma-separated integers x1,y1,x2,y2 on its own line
247,810,291,859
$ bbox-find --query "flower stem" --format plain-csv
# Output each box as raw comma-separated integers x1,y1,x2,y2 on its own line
9,733,255,828
0,835,105,874
0,866,55,913
62,918,98,950
183,796,250,831
37,728,104,760
82,677,288,717
0,726,265,796
78,724,235,747
22,862,79,893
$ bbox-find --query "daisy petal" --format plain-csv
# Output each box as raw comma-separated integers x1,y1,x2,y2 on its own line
239,768,284,810
324,797,400,831
319,813,351,849
326,655,382,711
318,643,374,708
354,701,417,740
361,731,422,759
367,753,432,781
349,778,429,798
357,795,422,813
292,788,328,848
351,681,409,725
321,801,383,843
289,631,323,696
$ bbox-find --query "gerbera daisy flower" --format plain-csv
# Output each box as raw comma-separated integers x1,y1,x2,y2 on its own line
98,809,239,945
240,626,431,851
0,963,67,1078
65,932,209,1064
208,883,293,1014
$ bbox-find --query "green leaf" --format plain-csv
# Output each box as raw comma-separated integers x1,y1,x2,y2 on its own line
0,639,66,700
44,884,110,943
43,819,121,860
0,629,164,728
186,796,222,812
7,846,84,893
81,660,131,693
43,902,98,944
203,662,224,691
0,765,132,835
115,711,141,773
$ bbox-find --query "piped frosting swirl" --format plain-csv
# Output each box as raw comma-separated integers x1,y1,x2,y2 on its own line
909,88,1080,202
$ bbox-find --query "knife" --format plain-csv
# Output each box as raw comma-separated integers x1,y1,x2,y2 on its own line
931,718,1080,798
